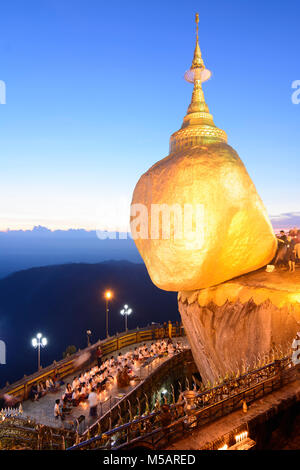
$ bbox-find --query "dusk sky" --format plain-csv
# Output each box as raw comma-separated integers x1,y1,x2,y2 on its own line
1,0,299,231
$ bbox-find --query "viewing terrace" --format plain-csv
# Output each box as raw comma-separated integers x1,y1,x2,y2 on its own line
1,323,299,451
0,323,188,435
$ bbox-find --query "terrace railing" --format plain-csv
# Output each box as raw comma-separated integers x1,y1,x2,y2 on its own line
80,348,192,440
67,356,297,451
0,322,184,402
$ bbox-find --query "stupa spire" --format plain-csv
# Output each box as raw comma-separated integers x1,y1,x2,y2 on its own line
184,14,211,115
169,13,227,153
184,14,211,85
191,13,205,70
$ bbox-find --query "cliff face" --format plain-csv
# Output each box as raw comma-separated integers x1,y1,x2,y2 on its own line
178,269,300,383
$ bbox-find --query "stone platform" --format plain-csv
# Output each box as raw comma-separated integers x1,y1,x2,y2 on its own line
22,337,189,431
167,370,300,450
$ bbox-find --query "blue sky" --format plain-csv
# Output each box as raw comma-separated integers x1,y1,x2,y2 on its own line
0,0,299,230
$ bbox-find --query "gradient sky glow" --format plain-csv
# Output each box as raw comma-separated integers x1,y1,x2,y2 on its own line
1,0,300,231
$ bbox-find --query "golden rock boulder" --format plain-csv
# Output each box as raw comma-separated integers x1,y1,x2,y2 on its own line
131,143,276,291
130,16,277,291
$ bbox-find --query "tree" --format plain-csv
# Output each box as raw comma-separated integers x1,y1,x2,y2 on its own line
63,345,77,358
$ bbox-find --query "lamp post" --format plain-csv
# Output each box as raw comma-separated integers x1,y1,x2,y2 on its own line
32,333,47,370
120,304,132,332
104,291,112,338
86,330,92,347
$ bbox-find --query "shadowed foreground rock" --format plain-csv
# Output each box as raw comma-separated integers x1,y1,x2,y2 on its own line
178,269,300,383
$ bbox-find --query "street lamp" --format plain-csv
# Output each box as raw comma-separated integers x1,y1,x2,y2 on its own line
86,330,92,347
104,290,113,338
120,304,132,332
32,333,47,370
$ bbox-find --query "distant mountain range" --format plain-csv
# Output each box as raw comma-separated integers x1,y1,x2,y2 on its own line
0,261,178,387
0,214,297,279
0,226,142,279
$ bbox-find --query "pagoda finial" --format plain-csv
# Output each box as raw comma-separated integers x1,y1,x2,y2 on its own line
191,13,204,70
184,13,211,83
169,14,227,152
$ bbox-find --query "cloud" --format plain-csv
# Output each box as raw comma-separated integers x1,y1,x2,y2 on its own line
270,212,300,230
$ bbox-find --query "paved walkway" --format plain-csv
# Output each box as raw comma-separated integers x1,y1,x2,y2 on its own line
167,375,300,450
22,337,189,431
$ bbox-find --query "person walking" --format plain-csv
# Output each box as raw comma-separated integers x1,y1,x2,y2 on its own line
96,346,103,368
287,236,296,272
294,240,300,264
88,388,98,418
54,399,62,420
279,230,288,244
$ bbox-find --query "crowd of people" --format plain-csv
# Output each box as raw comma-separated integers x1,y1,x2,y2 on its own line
275,228,300,272
53,338,184,421
29,375,63,402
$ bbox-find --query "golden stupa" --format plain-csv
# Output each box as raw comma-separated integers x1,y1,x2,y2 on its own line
130,14,277,292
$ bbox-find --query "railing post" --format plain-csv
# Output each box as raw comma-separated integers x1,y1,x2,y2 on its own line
127,424,130,443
